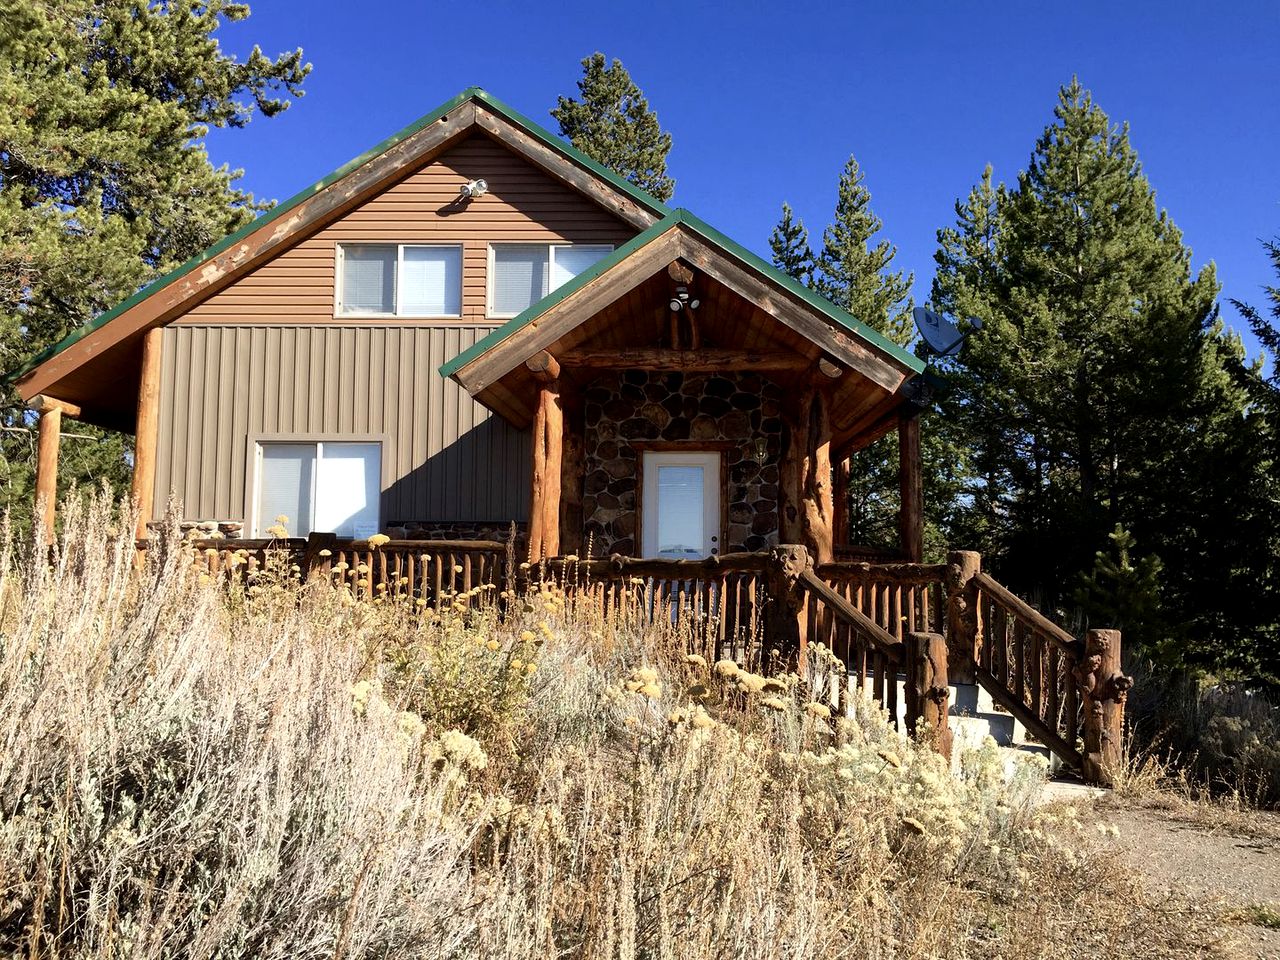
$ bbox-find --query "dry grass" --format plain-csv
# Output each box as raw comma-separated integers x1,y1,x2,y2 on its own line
0,496,1229,957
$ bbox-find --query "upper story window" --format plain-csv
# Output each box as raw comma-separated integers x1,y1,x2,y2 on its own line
337,243,462,318
489,243,612,317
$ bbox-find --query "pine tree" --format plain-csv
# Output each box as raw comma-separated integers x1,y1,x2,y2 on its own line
815,156,913,345
0,0,308,529
769,157,918,552
933,79,1263,676
551,54,675,202
768,203,815,287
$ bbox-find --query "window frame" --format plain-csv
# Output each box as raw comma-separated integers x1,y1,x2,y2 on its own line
248,434,386,538
486,242,614,319
334,242,463,319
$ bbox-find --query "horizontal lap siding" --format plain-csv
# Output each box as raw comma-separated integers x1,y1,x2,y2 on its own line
181,133,636,324
156,325,530,526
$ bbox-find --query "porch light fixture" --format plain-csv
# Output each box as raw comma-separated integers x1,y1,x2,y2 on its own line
751,437,769,463
459,178,488,199
669,285,700,312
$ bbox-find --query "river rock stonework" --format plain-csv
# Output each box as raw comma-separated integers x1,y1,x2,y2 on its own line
581,370,783,556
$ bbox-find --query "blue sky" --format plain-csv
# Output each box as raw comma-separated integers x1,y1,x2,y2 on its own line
206,0,1278,358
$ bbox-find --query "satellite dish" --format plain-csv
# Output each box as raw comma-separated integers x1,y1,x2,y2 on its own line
912,307,982,357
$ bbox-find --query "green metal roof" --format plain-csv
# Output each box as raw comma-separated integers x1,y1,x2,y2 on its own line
4,86,672,386
439,208,926,380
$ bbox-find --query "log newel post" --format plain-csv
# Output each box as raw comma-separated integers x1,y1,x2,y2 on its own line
906,630,953,761
131,327,164,547
832,457,850,549
526,352,562,563
945,550,982,685
898,414,923,563
1074,628,1132,786
767,544,811,669
34,406,62,545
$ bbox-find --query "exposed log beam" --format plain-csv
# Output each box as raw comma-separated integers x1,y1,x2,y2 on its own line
817,358,843,379
525,350,561,382
667,260,695,284
27,395,82,418
560,348,809,371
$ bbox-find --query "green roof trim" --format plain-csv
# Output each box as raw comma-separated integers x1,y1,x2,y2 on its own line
438,209,925,382
438,216,676,378
4,86,672,386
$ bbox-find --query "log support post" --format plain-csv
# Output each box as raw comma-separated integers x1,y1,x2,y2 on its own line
832,457,850,549
1074,628,1133,786
767,543,810,670
945,550,982,686
781,375,835,565
27,394,83,546
898,413,923,563
906,631,952,761
526,352,563,563
34,406,62,545
131,327,164,547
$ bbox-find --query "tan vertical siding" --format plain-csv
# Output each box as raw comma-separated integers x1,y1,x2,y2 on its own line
180,133,636,326
156,324,530,526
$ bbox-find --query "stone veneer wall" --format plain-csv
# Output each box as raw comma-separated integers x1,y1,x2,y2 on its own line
581,370,783,556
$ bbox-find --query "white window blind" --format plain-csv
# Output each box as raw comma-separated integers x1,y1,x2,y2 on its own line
491,243,611,316
400,246,461,316
257,444,316,538
340,245,396,314
492,245,549,316
256,442,381,538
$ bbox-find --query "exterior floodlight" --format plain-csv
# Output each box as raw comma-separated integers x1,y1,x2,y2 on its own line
459,179,488,199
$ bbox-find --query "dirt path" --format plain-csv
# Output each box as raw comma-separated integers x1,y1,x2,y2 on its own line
1097,800,1280,959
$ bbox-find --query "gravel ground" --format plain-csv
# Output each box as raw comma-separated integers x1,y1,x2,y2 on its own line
1098,802,1280,959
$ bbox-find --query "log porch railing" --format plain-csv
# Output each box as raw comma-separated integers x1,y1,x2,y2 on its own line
153,535,1129,784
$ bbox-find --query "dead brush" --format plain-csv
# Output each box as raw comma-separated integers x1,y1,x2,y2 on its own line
0,493,1228,958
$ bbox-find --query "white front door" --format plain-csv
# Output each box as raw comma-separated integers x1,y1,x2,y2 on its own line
641,451,721,559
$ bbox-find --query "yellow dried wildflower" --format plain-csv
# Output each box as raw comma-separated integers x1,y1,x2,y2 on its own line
690,707,716,729
511,658,523,671
735,672,767,695
434,730,488,770
761,696,787,712
485,639,500,652
524,661,537,675
275,514,289,524
318,549,332,558
684,654,707,668
624,680,644,693
397,710,427,739
356,563,369,574
453,564,463,574
804,702,831,719
521,630,536,642
630,666,659,684
877,749,902,769
762,677,788,694
368,533,390,548
713,659,739,678
265,524,288,538
637,682,662,699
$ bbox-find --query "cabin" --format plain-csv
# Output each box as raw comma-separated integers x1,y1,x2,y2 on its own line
8,87,927,566
4,88,1132,785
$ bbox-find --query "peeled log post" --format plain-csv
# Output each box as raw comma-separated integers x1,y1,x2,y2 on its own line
34,406,62,545
800,383,834,565
131,327,164,545
898,415,923,563
945,550,982,685
1074,628,1133,785
526,355,563,562
907,631,952,761
832,457,850,549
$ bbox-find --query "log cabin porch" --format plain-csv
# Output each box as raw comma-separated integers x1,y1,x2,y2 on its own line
440,210,930,568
